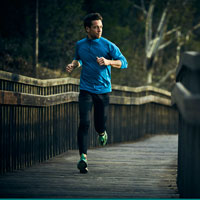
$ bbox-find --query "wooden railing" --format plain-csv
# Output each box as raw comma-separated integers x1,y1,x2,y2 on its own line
0,70,178,174
172,51,200,198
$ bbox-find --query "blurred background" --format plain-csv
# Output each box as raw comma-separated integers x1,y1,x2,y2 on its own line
0,0,200,91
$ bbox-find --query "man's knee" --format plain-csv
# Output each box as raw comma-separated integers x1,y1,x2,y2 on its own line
79,120,90,132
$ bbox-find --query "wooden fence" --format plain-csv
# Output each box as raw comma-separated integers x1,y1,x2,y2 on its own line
0,70,178,174
172,51,200,198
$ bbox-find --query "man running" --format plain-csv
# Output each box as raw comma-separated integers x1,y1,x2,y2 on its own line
66,13,128,173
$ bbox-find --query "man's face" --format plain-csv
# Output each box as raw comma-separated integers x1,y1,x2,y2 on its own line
86,20,103,39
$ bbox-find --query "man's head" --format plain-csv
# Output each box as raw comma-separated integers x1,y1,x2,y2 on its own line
84,13,103,39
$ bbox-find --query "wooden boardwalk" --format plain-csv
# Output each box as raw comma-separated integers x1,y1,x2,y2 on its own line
0,134,179,198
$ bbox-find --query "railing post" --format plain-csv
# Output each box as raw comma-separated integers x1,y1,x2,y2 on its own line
172,51,200,198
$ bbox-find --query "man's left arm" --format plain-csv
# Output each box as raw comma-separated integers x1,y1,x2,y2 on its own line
96,57,122,68
97,43,128,69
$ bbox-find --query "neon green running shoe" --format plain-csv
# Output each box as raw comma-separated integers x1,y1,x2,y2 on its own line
77,154,88,174
98,131,108,146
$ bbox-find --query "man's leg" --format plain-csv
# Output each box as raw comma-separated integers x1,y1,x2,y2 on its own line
77,90,92,173
77,90,93,155
93,93,109,145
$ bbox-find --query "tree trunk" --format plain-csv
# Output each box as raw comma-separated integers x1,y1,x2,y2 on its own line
147,68,154,84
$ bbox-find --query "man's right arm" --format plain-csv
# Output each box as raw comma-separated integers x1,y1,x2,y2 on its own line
66,60,81,73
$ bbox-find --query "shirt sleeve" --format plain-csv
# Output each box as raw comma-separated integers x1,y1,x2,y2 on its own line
73,42,82,66
109,43,128,69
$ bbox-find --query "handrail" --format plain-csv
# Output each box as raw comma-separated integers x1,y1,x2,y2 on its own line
172,82,200,124
0,70,79,87
112,84,171,96
0,70,170,97
176,51,200,81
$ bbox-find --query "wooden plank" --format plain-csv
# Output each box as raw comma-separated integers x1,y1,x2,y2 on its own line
0,134,179,198
1,90,172,107
0,90,79,106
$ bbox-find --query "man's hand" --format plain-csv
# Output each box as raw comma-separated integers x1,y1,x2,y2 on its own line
96,57,110,66
96,57,122,68
66,60,80,73
66,63,75,73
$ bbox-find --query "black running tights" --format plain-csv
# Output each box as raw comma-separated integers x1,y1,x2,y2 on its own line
77,90,109,155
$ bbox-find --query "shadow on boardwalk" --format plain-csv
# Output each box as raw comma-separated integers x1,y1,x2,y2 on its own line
0,134,179,198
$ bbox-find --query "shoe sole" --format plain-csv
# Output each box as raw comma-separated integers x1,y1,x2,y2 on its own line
80,167,88,174
77,160,88,173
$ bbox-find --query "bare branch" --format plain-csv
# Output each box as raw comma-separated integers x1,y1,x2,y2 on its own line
155,68,176,87
158,39,174,51
185,21,200,41
141,0,146,13
156,7,168,37
187,21,200,36
145,2,155,52
133,4,147,15
133,0,147,15
193,22,200,30
164,26,181,37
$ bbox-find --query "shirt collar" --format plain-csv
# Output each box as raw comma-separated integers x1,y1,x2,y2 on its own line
86,36,101,43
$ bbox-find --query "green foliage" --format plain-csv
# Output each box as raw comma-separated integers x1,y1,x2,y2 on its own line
0,0,35,74
39,0,85,69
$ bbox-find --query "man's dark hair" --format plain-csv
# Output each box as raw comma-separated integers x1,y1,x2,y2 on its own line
84,13,103,28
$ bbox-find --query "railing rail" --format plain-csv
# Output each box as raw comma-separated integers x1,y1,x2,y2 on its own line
0,70,171,98
0,70,178,174
172,51,200,198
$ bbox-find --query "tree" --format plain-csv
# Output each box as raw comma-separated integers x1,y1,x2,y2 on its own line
133,0,200,86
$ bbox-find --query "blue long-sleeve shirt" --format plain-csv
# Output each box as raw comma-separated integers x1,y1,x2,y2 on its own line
74,37,128,94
